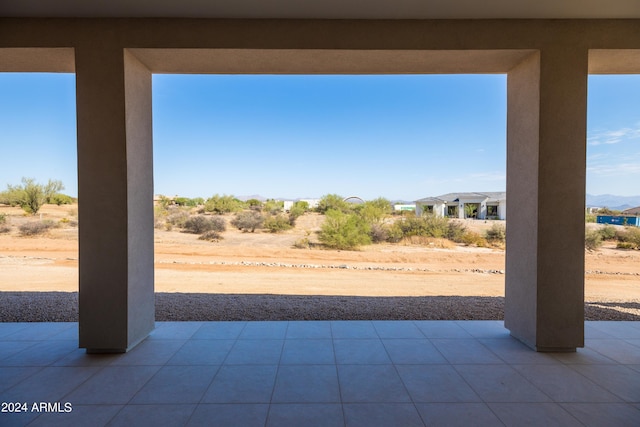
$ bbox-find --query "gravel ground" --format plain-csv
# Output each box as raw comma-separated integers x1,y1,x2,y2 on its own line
0,292,638,322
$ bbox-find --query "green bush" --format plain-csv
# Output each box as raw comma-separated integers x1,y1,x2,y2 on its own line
204,194,244,214
231,211,264,232
385,223,404,243
288,201,309,224
263,199,284,215
19,220,56,236
318,209,371,250
423,215,451,238
392,216,429,237
183,216,226,234
598,225,617,240
316,194,352,214
485,223,506,243
585,229,603,250
50,193,73,205
263,214,293,233
358,198,392,225
392,215,451,239
585,213,597,223
0,213,6,225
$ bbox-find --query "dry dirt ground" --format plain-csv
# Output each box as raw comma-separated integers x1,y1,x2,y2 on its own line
1,204,639,321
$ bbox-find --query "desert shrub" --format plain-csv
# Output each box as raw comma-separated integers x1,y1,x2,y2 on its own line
459,231,488,247
423,214,452,238
245,199,263,212
446,221,467,242
585,229,603,250
316,194,352,214
585,213,597,223
0,213,6,224
393,216,429,237
369,223,389,243
293,238,310,249
19,220,56,236
385,223,404,243
615,227,640,248
204,194,244,214
231,211,264,232
291,200,309,213
616,242,637,249
598,225,617,240
173,197,188,206
174,197,203,207
5,178,64,215
288,201,308,225
183,215,226,234
157,195,172,208
391,214,453,239
263,199,284,215
401,236,455,249
154,209,168,229
198,230,223,242
318,209,371,250
485,223,506,243
358,198,392,225
596,207,621,215
166,208,191,228
50,193,73,205
0,225,10,234
263,214,293,233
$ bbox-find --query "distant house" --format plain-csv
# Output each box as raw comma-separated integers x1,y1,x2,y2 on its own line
415,192,506,220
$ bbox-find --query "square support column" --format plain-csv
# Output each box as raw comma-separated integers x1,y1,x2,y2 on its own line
505,49,588,351
76,48,154,353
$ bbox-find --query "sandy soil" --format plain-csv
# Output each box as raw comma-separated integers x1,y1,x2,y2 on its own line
1,204,638,306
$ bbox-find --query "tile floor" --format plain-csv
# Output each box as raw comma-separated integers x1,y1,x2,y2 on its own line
0,320,639,426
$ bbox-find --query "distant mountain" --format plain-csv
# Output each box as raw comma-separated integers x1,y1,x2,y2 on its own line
586,194,640,210
236,195,268,202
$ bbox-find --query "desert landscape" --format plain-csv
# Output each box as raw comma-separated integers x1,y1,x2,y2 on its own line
0,204,639,321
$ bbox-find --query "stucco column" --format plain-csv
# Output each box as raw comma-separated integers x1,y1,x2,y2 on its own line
75,47,154,353
505,48,588,351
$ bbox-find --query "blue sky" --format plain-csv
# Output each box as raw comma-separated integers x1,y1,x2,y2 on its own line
0,73,638,200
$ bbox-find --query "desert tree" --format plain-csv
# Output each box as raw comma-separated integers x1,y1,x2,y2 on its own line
357,197,392,225
4,177,64,215
316,194,352,214
231,210,264,232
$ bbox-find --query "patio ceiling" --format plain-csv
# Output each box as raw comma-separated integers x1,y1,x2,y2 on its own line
3,0,640,19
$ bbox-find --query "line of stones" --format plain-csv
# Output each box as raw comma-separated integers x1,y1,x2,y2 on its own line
4,255,638,276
